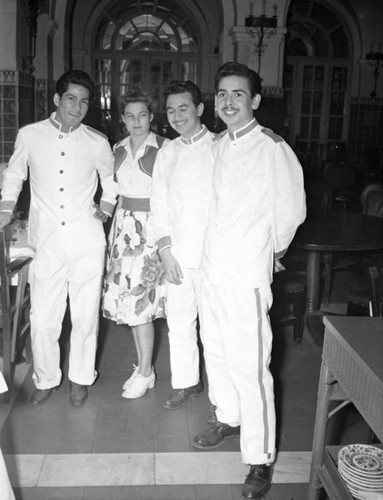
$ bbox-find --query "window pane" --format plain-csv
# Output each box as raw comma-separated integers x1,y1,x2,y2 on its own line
303,66,313,89
332,67,347,91
95,59,112,109
300,117,309,139
311,117,320,139
328,117,343,140
301,91,312,114
312,91,322,114
314,67,324,89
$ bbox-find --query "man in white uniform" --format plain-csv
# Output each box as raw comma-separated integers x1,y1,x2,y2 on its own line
151,81,215,410
192,62,306,499
0,70,117,407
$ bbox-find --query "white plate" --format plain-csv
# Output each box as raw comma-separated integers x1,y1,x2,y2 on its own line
339,445,383,475
339,461,383,486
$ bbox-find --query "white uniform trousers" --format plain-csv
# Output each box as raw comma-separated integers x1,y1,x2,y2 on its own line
29,244,105,389
165,268,201,389
199,278,276,465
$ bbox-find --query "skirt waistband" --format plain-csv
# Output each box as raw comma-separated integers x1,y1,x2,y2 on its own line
120,196,150,212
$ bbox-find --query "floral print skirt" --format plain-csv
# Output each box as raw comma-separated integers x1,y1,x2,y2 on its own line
102,208,166,326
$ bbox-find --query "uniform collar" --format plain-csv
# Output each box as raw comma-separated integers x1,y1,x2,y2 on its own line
49,112,81,133
180,125,207,145
228,119,257,141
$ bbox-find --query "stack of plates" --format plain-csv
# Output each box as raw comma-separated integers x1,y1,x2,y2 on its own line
338,444,383,499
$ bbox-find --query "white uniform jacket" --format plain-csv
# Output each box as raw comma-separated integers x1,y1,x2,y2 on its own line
0,113,117,258
151,125,215,268
201,119,306,290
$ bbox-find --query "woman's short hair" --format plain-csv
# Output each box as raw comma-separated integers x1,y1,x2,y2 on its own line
119,88,153,115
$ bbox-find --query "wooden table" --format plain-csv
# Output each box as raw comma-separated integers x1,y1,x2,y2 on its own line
293,211,383,344
293,211,383,312
308,316,383,500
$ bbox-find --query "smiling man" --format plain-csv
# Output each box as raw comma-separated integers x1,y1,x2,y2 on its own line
151,81,216,412
0,70,117,407
192,62,306,500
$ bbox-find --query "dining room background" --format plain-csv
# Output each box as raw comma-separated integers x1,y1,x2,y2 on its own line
0,0,382,181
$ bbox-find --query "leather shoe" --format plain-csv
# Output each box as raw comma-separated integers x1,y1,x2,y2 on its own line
207,403,217,424
162,381,203,410
192,422,240,449
241,464,273,500
69,382,88,407
30,386,59,405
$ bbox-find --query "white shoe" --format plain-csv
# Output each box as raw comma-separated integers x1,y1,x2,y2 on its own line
122,369,156,399
122,364,139,391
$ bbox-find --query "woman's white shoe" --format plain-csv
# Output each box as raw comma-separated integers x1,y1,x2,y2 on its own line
121,369,156,399
122,364,140,391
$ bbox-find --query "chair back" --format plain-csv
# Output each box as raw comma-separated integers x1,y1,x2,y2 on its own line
322,163,355,193
361,183,383,217
305,182,333,218
367,266,383,316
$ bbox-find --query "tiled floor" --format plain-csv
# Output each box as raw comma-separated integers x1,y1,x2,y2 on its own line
0,269,373,500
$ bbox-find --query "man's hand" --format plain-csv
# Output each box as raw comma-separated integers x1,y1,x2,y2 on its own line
160,247,184,285
92,203,109,223
0,212,12,231
274,259,286,273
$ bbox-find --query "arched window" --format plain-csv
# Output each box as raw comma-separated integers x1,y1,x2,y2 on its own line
92,2,200,142
283,0,352,163
98,14,197,53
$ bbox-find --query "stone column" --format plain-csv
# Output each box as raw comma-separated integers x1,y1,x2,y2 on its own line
230,26,287,89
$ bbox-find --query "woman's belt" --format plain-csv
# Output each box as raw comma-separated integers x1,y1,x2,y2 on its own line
120,196,150,212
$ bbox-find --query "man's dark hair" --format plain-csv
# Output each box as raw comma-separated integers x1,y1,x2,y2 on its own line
215,62,262,98
164,80,203,108
55,70,94,100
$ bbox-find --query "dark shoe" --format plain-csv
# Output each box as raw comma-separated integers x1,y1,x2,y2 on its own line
30,386,59,405
192,421,240,449
69,382,88,407
241,464,273,500
162,381,203,410
207,403,217,424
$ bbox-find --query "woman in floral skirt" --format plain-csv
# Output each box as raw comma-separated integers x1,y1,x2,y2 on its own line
102,89,169,399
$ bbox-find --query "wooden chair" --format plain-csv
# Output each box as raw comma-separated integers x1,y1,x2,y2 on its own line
271,271,306,344
361,183,383,217
0,225,33,394
322,162,357,211
347,266,383,317
368,265,383,316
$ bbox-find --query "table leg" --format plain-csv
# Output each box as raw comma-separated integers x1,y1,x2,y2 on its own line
308,362,333,500
306,250,322,313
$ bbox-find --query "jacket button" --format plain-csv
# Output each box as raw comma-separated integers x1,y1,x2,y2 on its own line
60,205,65,209
61,222,66,226
61,152,65,156
59,170,64,174
59,187,64,192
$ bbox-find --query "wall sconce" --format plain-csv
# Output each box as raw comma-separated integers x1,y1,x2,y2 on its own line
245,1,278,75
366,44,383,98
22,0,41,74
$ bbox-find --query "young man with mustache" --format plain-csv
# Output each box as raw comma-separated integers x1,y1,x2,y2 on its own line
193,62,306,500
